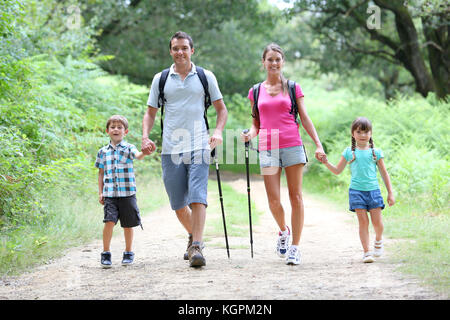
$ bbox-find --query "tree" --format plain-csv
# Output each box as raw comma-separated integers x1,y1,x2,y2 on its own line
288,0,449,99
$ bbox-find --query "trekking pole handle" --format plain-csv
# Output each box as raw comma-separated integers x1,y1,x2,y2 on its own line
242,129,250,147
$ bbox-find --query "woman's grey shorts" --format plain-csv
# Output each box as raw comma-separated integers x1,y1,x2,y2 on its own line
259,145,308,168
161,149,210,211
103,194,142,228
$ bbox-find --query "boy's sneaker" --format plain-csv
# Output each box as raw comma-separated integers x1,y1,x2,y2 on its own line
363,252,375,263
122,251,135,266
286,246,301,265
183,234,193,260
188,242,206,268
101,251,112,268
276,226,290,258
374,240,384,257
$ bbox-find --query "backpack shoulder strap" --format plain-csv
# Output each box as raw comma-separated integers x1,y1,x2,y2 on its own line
158,68,170,138
252,82,261,119
196,66,211,109
287,80,299,124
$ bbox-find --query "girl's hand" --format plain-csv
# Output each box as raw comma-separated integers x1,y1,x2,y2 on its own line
99,194,105,205
387,193,395,206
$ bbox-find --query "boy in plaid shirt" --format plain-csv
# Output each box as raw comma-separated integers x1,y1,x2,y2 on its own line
95,115,148,268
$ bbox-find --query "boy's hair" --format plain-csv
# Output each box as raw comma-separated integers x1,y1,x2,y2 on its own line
349,117,377,163
169,31,194,49
106,115,129,130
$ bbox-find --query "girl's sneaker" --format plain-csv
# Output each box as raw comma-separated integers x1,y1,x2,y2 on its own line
101,251,112,268
286,246,301,265
374,239,384,257
363,252,375,263
276,226,290,258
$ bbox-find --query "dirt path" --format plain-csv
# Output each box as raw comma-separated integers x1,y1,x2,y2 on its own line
0,172,445,300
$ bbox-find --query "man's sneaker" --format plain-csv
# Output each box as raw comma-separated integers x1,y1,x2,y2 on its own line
188,242,206,268
363,252,375,263
183,233,193,260
276,226,290,258
374,239,384,257
121,251,135,266
101,251,112,268
286,246,301,265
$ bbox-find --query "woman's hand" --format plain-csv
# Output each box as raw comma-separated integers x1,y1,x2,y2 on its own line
315,147,327,163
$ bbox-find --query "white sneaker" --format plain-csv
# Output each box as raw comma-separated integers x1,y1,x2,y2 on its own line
276,226,290,258
374,240,384,257
286,246,301,265
363,252,375,263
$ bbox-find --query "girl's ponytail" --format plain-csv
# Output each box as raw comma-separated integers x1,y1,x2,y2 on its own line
369,137,377,162
348,137,356,164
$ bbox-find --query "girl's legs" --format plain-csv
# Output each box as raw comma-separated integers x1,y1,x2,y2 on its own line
355,209,370,253
103,221,115,252
262,167,287,232
284,164,305,246
124,227,133,252
369,207,384,241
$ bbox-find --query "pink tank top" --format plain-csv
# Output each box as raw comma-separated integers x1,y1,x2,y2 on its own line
248,82,304,151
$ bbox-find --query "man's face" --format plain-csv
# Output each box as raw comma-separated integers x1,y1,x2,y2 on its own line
170,38,194,65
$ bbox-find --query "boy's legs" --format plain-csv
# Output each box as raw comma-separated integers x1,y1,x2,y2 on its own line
103,221,115,252
124,227,133,252
355,209,370,252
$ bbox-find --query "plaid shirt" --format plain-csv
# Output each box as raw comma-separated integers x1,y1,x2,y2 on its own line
95,141,139,197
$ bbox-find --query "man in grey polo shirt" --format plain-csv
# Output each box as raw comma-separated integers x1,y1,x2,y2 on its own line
141,31,227,268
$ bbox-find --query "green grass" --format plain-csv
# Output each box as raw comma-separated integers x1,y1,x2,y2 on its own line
0,170,167,276
205,178,262,240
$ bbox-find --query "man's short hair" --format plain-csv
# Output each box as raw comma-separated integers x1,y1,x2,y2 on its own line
169,31,194,49
106,115,129,130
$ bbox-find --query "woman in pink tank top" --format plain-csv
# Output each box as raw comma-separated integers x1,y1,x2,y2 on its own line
241,43,326,265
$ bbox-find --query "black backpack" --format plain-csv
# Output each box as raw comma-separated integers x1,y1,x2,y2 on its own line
252,80,299,124
158,66,211,139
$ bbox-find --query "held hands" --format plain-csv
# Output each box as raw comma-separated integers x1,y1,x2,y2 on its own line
141,137,156,155
315,147,327,163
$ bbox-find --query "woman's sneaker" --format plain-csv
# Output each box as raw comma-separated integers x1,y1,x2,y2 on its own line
363,252,375,263
122,251,135,266
276,226,290,258
286,246,301,265
101,251,112,268
374,240,384,257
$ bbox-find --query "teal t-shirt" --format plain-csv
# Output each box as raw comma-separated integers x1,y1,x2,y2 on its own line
342,147,384,191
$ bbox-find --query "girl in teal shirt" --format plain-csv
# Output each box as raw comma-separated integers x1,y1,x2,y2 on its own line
322,117,395,263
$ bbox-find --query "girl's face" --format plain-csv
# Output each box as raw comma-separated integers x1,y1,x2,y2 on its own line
263,50,284,75
352,127,372,146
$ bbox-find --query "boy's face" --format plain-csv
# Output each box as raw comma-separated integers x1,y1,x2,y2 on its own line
106,121,128,144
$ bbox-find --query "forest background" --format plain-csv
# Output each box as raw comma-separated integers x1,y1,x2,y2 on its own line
0,0,448,294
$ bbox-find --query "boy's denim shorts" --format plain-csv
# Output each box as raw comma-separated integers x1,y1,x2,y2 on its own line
349,188,385,212
161,149,210,211
259,145,308,168
103,194,142,228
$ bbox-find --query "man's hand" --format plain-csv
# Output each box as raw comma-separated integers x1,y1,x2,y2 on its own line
209,132,223,150
141,137,156,155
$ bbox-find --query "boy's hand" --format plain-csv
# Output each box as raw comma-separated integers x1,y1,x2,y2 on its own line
387,193,395,206
99,194,105,205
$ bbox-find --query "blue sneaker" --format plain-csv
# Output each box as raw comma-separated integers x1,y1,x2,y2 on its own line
276,226,290,258
122,251,135,266
101,251,112,269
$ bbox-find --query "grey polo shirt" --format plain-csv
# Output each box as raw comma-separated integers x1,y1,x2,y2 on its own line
147,63,223,155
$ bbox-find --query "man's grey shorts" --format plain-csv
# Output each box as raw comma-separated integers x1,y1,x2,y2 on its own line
259,145,308,168
161,149,210,210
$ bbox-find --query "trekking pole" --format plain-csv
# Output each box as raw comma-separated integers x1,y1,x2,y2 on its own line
242,129,254,258
212,149,230,258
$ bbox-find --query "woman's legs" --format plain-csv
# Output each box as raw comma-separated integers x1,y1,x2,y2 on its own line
262,167,287,232
284,164,305,246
